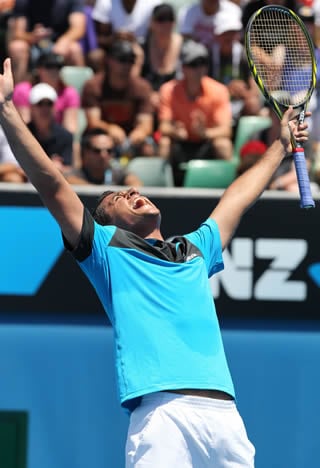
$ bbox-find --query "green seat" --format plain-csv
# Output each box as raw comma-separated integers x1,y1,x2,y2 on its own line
60,66,94,95
233,115,272,161
127,157,174,187
183,159,237,188
0,411,28,468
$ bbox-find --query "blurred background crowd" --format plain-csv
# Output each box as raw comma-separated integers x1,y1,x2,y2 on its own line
0,0,320,192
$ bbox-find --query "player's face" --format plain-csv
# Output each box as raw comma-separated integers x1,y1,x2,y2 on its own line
100,188,161,235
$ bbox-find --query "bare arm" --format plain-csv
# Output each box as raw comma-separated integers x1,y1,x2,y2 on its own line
62,107,79,135
85,106,127,144
124,172,143,187
159,120,188,140
10,17,51,45
0,162,26,181
56,12,86,42
202,124,232,140
0,59,84,248
10,17,30,42
128,113,153,145
211,108,310,249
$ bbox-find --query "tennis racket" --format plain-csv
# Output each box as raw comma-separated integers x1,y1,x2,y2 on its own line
245,5,316,208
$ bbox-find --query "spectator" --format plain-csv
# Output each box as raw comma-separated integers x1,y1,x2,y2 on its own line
158,39,233,186
90,0,162,75
242,0,296,31
0,0,14,64
27,83,73,172
7,0,86,83
237,139,320,195
141,3,183,109
65,127,142,185
0,125,27,182
82,39,154,159
236,140,267,177
178,0,242,74
91,0,161,47
12,51,80,135
212,14,263,126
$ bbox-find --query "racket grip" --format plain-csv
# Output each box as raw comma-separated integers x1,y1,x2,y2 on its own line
292,147,315,209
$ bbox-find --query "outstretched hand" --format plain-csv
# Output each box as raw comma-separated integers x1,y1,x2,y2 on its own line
280,107,310,153
0,58,14,105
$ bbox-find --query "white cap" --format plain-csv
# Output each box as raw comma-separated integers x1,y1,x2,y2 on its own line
215,13,242,35
29,83,57,105
181,39,209,65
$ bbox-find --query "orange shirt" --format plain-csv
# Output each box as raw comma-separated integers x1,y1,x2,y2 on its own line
159,76,232,142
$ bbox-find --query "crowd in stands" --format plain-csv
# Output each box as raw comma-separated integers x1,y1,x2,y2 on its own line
0,0,320,192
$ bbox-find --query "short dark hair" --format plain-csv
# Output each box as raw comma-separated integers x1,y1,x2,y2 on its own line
36,52,64,69
152,3,175,21
107,39,136,62
81,128,111,148
92,190,115,225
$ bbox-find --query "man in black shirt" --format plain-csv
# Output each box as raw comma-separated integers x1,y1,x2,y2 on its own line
65,127,142,186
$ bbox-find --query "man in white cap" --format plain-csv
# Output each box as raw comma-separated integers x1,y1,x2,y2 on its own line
28,83,74,172
178,0,242,71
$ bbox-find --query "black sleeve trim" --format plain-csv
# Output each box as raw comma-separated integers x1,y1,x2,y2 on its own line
62,208,95,262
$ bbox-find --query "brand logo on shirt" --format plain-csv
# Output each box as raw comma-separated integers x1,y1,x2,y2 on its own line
186,253,198,262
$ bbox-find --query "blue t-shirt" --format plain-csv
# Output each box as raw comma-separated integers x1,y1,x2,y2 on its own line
67,209,235,410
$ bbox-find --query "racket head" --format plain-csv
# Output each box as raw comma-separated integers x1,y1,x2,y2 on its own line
245,5,317,119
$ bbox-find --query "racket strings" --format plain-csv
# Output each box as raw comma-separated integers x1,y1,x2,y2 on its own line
249,10,313,106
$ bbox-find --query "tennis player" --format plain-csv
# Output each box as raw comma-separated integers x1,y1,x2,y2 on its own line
0,58,310,467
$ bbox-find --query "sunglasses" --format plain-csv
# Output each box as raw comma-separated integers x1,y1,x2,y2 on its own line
42,63,62,70
154,16,174,23
35,100,54,107
88,145,114,155
114,55,135,64
185,58,208,68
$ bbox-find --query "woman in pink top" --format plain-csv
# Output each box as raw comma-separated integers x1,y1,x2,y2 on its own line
13,52,80,136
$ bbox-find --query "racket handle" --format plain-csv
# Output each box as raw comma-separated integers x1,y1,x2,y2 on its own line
292,147,315,209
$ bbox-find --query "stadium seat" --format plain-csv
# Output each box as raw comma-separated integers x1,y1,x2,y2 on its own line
127,157,174,187
183,159,237,188
233,115,272,161
60,66,94,95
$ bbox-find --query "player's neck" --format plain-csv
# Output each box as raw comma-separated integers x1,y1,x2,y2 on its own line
142,227,163,241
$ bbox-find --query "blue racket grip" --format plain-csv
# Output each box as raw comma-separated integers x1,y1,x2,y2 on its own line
292,147,315,209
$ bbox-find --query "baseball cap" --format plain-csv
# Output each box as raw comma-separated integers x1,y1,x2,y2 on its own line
181,40,209,65
240,140,267,159
215,14,242,35
29,83,58,105
36,52,64,69
108,40,136,62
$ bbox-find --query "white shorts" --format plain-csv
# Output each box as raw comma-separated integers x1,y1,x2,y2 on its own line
126,391,255,468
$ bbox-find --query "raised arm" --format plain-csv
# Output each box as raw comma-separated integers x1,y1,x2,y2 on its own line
0,59,84,248
211,107,310,249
